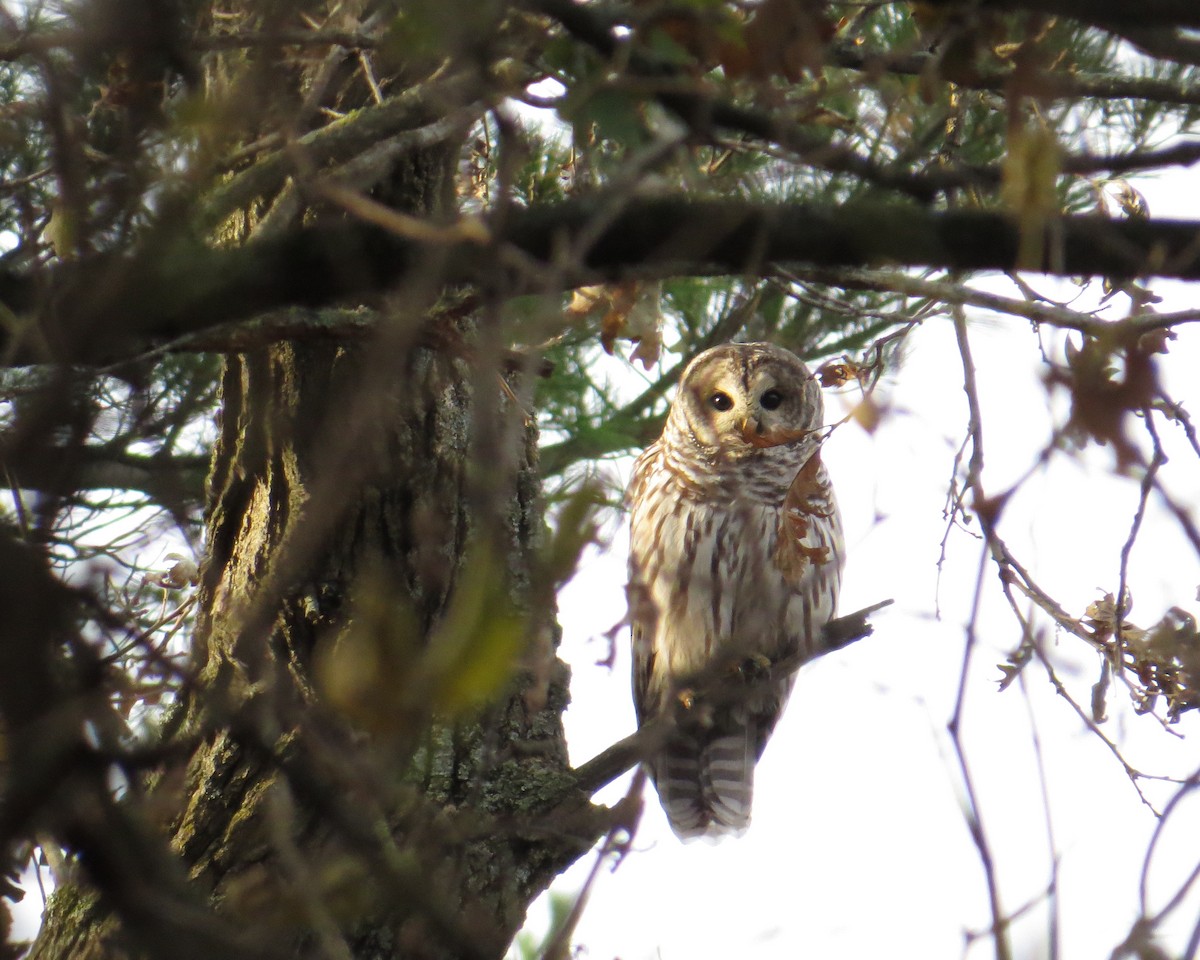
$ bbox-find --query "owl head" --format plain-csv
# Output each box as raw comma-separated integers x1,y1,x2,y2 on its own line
666,342,824,467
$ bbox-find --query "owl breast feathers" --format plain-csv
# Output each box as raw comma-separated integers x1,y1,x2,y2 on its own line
626,341,844,839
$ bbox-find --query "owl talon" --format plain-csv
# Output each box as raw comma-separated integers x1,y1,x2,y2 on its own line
735,653,773,682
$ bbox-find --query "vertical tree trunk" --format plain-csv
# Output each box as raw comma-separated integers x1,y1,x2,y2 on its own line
25,9,595,946
171,328,585,957
30,283,591,960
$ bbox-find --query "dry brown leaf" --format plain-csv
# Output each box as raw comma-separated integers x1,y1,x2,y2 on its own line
815,359,862,387
567,281,663,368
719,0,834,83
1047,335,1159,471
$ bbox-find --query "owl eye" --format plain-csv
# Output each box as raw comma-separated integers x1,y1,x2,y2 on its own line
709,391,734,411
760,389,784,411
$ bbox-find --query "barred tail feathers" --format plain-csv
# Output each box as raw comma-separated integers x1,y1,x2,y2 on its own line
650,722,756,840
700,727,755,832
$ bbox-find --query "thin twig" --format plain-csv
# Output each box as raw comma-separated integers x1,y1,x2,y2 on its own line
1030,646,1160,813
1019,669,1062,960
950,307,1013,960
1115,412,1165,662
796,266,1200,337
538,771,644,960
827,41,1200,108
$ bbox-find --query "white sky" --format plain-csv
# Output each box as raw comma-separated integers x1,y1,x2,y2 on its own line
526,175,1200,960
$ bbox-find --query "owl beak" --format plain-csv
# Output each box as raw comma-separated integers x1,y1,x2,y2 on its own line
740,418,778,448
741,420,813,449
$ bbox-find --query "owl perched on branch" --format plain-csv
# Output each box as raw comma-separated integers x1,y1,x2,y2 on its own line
626,342,843,839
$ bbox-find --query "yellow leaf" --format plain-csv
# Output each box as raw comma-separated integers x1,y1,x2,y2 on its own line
420,544,527,714
850,395,883,434
316,569,421,734
1002,125,1062,270
43,202,78,260
541,481,606,590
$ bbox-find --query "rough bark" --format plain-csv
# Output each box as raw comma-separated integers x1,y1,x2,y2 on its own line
172,332,588,958
25,323,593,957
21,1,596,953
26,274,593,960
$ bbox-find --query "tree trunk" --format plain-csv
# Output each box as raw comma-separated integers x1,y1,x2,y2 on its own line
24,4,596,952
177,327,589,956
29,290,592,960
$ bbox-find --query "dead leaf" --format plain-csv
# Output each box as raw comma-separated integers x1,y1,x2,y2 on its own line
719,0,834,83
567,281,663,368
815,359,862,387
145,553,199,589
849,395,882,434
1046,334,1159,471
1137,327,1175,356
1098,179,1150,219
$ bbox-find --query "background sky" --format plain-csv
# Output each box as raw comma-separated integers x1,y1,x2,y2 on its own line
523,176,1200,960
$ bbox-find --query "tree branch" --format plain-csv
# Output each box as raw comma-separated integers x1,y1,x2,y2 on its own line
917,0,1200,67
2,447,209,508
828,41,1200,108
5,200,1200,368
784,265,1200,336
571,599,893,795
525,0,1200,198
196,71,488,232
918,0,1200,30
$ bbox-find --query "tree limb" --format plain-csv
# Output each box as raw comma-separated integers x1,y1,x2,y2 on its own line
784,265,1200,336
828,41,1200,108
571,599,894,795
917,0,1200,30
5,200,1200,368
196,71,488,232
526,0,1200,197
2,447,209,507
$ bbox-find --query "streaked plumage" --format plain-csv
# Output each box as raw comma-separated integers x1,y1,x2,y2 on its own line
626,342,843,839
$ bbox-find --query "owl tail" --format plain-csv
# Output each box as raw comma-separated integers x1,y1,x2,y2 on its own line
653,723,755,840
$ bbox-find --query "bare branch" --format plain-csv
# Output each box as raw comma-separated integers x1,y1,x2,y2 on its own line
917,0,1200,31
570,599,893,795
2,447,208,508
790,266,1200,336
949,309,1014,960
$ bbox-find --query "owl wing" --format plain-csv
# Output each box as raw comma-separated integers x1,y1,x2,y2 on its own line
746,448,842,757
625,442,662,728
626,448,761,839
627,445,742,837
775,448,840,592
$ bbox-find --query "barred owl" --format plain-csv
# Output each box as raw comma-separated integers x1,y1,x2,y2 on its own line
626,342,843,839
